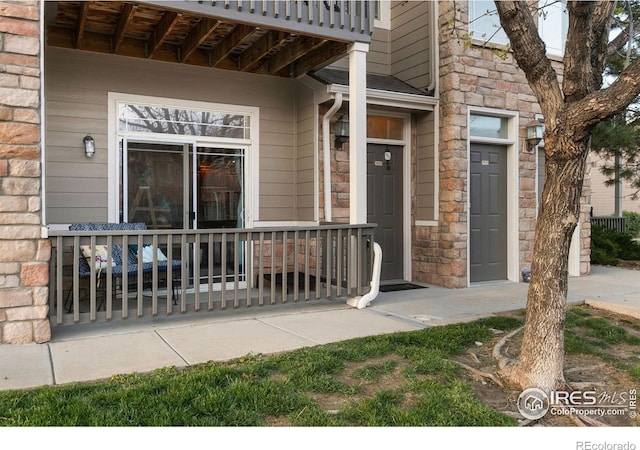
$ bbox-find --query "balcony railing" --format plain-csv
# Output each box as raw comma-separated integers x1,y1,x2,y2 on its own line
143,0,374,42
48,224,376,326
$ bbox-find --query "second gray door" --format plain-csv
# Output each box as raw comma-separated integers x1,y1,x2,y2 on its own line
367,144,404,281
470,144,507,283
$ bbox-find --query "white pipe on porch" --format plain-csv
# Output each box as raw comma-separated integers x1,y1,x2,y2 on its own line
322,92,343,223
346,241,382,309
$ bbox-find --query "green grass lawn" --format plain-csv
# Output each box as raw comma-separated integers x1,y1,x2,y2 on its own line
0,316,522,427
2,308,637,427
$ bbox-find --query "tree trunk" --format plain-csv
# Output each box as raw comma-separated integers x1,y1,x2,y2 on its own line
499,135,589,393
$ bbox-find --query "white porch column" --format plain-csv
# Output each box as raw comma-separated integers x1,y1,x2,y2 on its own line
349,42,369,225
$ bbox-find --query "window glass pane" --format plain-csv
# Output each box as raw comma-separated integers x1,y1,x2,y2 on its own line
538,0,568,56
367,115,403,140
470,114,508,139
126,142,185,229
469,1,509,45
119,104,249,139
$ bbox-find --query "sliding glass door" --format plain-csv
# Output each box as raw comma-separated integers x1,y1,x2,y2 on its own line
122,139,247,288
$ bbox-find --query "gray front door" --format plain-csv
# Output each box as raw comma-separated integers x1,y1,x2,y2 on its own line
470,144,507,282
367,144,404,281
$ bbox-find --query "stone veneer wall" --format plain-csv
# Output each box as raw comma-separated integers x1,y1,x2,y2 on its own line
0,1,50,344
411,1,590,288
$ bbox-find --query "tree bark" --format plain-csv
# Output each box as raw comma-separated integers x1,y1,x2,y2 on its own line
499,134,589,392
491,0,640,393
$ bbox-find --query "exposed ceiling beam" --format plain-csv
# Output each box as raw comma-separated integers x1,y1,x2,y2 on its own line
113,3,137,53
289,40,348,78
238,30,288,72
147,11,181,58
210,24,255,67
75,1,90,49
266,35,324,75
181,17,219,62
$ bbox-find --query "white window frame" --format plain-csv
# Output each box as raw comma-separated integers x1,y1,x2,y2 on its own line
108,92,259,228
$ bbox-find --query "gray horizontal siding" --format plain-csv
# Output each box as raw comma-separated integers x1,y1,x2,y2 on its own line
416,111,435,221
391,1,431,91
45,47,306,224
295,82,316,222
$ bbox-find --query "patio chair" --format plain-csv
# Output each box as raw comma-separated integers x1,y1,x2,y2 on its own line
65,222,182,312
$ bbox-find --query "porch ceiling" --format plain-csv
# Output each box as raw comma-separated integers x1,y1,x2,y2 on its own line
45,1,350,78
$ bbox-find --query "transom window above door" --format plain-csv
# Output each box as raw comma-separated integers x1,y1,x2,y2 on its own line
118,103,251,139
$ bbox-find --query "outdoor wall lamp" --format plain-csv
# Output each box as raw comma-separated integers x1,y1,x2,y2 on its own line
83,134,95,158
334,114,349,150
526,120,544,152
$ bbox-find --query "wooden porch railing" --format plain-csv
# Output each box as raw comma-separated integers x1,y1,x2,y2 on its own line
48,224,376,326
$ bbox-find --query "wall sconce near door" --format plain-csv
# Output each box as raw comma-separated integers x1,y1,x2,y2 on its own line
334,114,349,150
526,120,544,152
83,135,95,158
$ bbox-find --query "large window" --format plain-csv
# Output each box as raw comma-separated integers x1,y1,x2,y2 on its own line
469,1,509,46
469,0,568,56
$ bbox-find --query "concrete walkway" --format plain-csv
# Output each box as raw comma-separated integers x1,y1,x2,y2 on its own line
1,265,638,391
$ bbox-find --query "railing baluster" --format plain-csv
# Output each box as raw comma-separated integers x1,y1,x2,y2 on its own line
315,228,321,300
349,0,356,31
357,227,363,296
194,233,201,312
258,231,264,306
136,234,143,317
221,232,227,310
325,228,332,298
208,233,214,310
282,230,288,303
180,233,187,313
166,233,174,314
72,235,80,322
347,228,353,297
233,232,239,308
55,236,63,325
336,228,342,297
293,230,299,302
121,234,128,319
304,229,310,301
246,232,251,307
88,235,97,321
106,235,113,320
270,231,276,304
151,234,158,316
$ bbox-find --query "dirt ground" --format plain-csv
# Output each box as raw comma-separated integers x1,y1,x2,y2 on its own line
309,264,640,427
456,305,640,427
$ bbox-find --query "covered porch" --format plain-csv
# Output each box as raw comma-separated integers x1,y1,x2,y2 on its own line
42,1,375,328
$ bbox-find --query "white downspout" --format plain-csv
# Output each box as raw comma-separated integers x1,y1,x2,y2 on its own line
346,242,382,309
322,92,343,222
